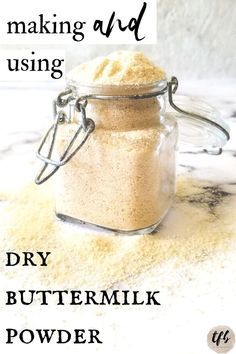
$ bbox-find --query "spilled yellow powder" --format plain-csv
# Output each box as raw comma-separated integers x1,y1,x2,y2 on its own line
67,51,166,85
1,176,235,289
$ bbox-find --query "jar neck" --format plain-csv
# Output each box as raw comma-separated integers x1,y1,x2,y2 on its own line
68,80,167,96
70,81,167,130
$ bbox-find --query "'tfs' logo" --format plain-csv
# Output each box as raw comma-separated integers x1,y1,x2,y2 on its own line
207,326,235,353
212,330,230,347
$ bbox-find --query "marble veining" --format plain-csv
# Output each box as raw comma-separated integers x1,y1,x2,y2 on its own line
0,81,236,354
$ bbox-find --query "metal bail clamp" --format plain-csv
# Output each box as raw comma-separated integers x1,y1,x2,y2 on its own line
35,90,95,185
35,76,229,184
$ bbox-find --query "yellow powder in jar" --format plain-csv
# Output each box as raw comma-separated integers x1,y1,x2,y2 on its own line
55,51,175,232
67,51,166,85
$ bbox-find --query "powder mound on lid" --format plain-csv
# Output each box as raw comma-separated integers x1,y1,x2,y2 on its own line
67,51,166,85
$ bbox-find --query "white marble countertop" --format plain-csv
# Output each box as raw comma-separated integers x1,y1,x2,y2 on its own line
0,80,236,354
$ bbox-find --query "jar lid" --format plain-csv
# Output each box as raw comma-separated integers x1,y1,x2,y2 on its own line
167,94,230,154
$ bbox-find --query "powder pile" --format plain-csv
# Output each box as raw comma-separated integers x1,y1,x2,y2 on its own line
1,176,235,289
67,51,166,85
56,51,176,232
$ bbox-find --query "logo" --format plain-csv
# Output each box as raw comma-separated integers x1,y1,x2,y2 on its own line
207,326,235,353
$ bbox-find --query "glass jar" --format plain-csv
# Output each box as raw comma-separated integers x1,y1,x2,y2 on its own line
35,77,230,234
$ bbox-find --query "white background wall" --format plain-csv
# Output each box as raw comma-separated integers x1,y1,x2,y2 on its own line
1,0,235,81
66,0,236,80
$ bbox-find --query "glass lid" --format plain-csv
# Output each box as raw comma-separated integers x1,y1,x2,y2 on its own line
167,78,230,154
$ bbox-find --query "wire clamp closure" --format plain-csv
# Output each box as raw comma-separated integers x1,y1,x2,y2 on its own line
35,90,95,185
35,77,229,184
